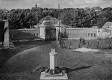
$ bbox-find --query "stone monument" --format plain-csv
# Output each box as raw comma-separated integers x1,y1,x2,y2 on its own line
3,20,9,48
40,48,68,80
3,20,14,49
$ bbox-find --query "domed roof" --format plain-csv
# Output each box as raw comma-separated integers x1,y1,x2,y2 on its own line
39,16,60,28
39,16,58,23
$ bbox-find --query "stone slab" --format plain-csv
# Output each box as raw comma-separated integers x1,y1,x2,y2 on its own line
40,72,68,80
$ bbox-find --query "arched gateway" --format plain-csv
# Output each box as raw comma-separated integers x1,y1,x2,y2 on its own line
39,16,62,40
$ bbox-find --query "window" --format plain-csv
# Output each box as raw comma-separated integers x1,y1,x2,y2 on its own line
94,33,96,37
91,33,93,37
88,33,90,37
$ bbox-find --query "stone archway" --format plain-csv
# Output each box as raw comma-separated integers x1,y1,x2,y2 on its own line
45,28,56,40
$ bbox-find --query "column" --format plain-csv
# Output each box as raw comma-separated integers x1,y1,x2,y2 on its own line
49,49,57,73
50,53,55,70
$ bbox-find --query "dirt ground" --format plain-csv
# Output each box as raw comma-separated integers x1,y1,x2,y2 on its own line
0,41,112,80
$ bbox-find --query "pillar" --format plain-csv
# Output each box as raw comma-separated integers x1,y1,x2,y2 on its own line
3,20,9,48
40,26,45,39
49,49,57,74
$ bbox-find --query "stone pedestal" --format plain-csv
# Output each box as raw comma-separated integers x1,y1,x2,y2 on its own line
40,72,68,80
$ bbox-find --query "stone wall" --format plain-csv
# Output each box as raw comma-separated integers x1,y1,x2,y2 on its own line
10,29,39,41
65,28,98,40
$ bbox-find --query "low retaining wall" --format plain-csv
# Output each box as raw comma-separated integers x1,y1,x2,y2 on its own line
10,29,39,41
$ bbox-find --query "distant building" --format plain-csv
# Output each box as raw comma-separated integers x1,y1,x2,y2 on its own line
93,7,102,12
65,22,112,40
65,28,98,40
99,22,112,38
38,16,65,40
102,22,112,30
97,29,111,39
35,17,112,40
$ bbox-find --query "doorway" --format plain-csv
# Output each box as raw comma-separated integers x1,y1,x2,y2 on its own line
45,28,56,40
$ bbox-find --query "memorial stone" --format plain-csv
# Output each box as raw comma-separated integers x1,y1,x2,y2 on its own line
3,20,9,48
40,48,68,80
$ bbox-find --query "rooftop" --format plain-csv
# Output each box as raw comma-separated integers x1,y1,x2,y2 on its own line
103,22,112,29
39,16,65,28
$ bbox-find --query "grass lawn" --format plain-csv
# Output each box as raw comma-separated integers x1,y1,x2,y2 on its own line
0,40,48,69
0,41,112,80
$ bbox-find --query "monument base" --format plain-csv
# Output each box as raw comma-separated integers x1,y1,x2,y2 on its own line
40,72,68,80
3,42,15,49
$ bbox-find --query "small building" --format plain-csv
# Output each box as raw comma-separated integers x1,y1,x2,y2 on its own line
37,18,112,40
38,16,64,40
64,22,112,40
102,22,112,29
97,29,111,39
100,22,112,38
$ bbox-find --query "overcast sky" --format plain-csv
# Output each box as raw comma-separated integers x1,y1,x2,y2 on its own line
0,0,112,9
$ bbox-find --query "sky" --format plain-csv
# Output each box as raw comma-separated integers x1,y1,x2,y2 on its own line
0,0,112,9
